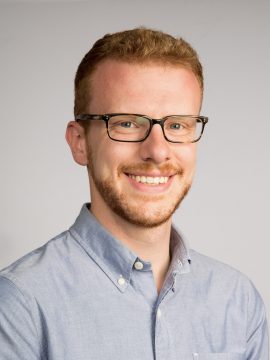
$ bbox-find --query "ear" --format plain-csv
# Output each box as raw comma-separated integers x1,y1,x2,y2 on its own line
65,121,89,166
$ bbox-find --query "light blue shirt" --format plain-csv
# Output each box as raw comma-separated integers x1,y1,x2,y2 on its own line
0,204,268,359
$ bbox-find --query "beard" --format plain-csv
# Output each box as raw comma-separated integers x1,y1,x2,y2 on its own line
88,153,192,228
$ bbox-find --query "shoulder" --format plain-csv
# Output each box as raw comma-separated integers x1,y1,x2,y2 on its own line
189,249,266,316
0,229,79,295
190,248,257,288
189,248,245,278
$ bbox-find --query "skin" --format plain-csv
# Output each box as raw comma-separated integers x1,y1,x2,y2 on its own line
66,60,202,292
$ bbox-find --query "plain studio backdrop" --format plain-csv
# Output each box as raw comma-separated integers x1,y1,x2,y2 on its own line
0,0,269,332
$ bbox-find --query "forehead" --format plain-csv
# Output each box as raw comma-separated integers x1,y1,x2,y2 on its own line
89,59,202,114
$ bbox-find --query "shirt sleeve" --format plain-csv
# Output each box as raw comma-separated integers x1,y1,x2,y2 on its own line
245,279,269,360
0,275,41,359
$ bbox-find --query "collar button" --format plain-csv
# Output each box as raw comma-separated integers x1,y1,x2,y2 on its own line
117,276,126,286
134,261,144,270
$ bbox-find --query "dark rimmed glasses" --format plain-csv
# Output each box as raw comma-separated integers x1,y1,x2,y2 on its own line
75,113,208,143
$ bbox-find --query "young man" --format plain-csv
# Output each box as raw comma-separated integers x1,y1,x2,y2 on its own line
0,28,268,359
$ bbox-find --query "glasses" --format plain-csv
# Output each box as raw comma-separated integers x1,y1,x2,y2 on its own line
75,113,208,143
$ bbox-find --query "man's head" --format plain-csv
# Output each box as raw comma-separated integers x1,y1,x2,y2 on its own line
66,28,206,228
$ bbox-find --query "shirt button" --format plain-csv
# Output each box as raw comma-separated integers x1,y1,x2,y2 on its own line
134,261,144,270
157,308,162,319
117,277,126,286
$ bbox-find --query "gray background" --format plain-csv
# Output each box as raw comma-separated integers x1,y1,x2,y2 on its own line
0,0,269,329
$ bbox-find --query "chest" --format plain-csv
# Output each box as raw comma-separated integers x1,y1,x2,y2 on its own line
36,270,246,360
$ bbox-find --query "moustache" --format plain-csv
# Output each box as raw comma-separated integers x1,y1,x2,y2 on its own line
118,163,184,176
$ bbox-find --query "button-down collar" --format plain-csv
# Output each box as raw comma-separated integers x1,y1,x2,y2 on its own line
70,204,191,293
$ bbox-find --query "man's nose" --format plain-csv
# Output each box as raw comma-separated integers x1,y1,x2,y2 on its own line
139,123,172,164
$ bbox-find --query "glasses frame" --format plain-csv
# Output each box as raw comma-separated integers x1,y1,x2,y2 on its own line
75,113,208,143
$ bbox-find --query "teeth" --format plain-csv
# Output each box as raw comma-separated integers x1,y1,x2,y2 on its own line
129,174,169,184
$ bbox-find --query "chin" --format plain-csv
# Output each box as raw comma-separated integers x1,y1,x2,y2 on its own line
105,189,189,228
90,167,191,228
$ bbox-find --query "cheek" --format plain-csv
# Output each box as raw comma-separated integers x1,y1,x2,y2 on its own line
89,136,133,178
175,144,197,173
91,149,113,178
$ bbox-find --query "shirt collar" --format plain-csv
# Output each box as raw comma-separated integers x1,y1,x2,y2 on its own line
70,203,191,292
170,226,191,275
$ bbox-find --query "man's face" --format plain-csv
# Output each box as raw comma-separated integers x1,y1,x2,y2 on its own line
85,60,202,227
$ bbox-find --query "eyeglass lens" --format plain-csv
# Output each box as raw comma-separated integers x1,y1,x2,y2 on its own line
107,114,202,143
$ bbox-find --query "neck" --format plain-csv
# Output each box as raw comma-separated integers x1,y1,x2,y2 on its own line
90,201,172,293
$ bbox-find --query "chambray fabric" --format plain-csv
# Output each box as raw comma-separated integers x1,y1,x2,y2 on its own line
0,204,268,360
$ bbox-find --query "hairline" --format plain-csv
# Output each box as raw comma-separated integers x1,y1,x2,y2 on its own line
78,57,203,116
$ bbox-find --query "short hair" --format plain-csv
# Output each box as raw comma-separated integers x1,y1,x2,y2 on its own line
74,27,203,116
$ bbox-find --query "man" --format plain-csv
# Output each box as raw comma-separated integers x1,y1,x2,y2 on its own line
0,28,268,359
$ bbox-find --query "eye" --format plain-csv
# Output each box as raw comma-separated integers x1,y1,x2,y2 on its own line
169,122,182,130
119,121,134,128
109,116,139,129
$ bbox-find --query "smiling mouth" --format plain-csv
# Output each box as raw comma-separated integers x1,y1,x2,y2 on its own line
128,174,170,185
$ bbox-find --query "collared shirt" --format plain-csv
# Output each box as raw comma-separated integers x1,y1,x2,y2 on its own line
0,204,268,360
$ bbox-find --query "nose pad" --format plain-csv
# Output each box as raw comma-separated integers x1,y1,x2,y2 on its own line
152,119,164,132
